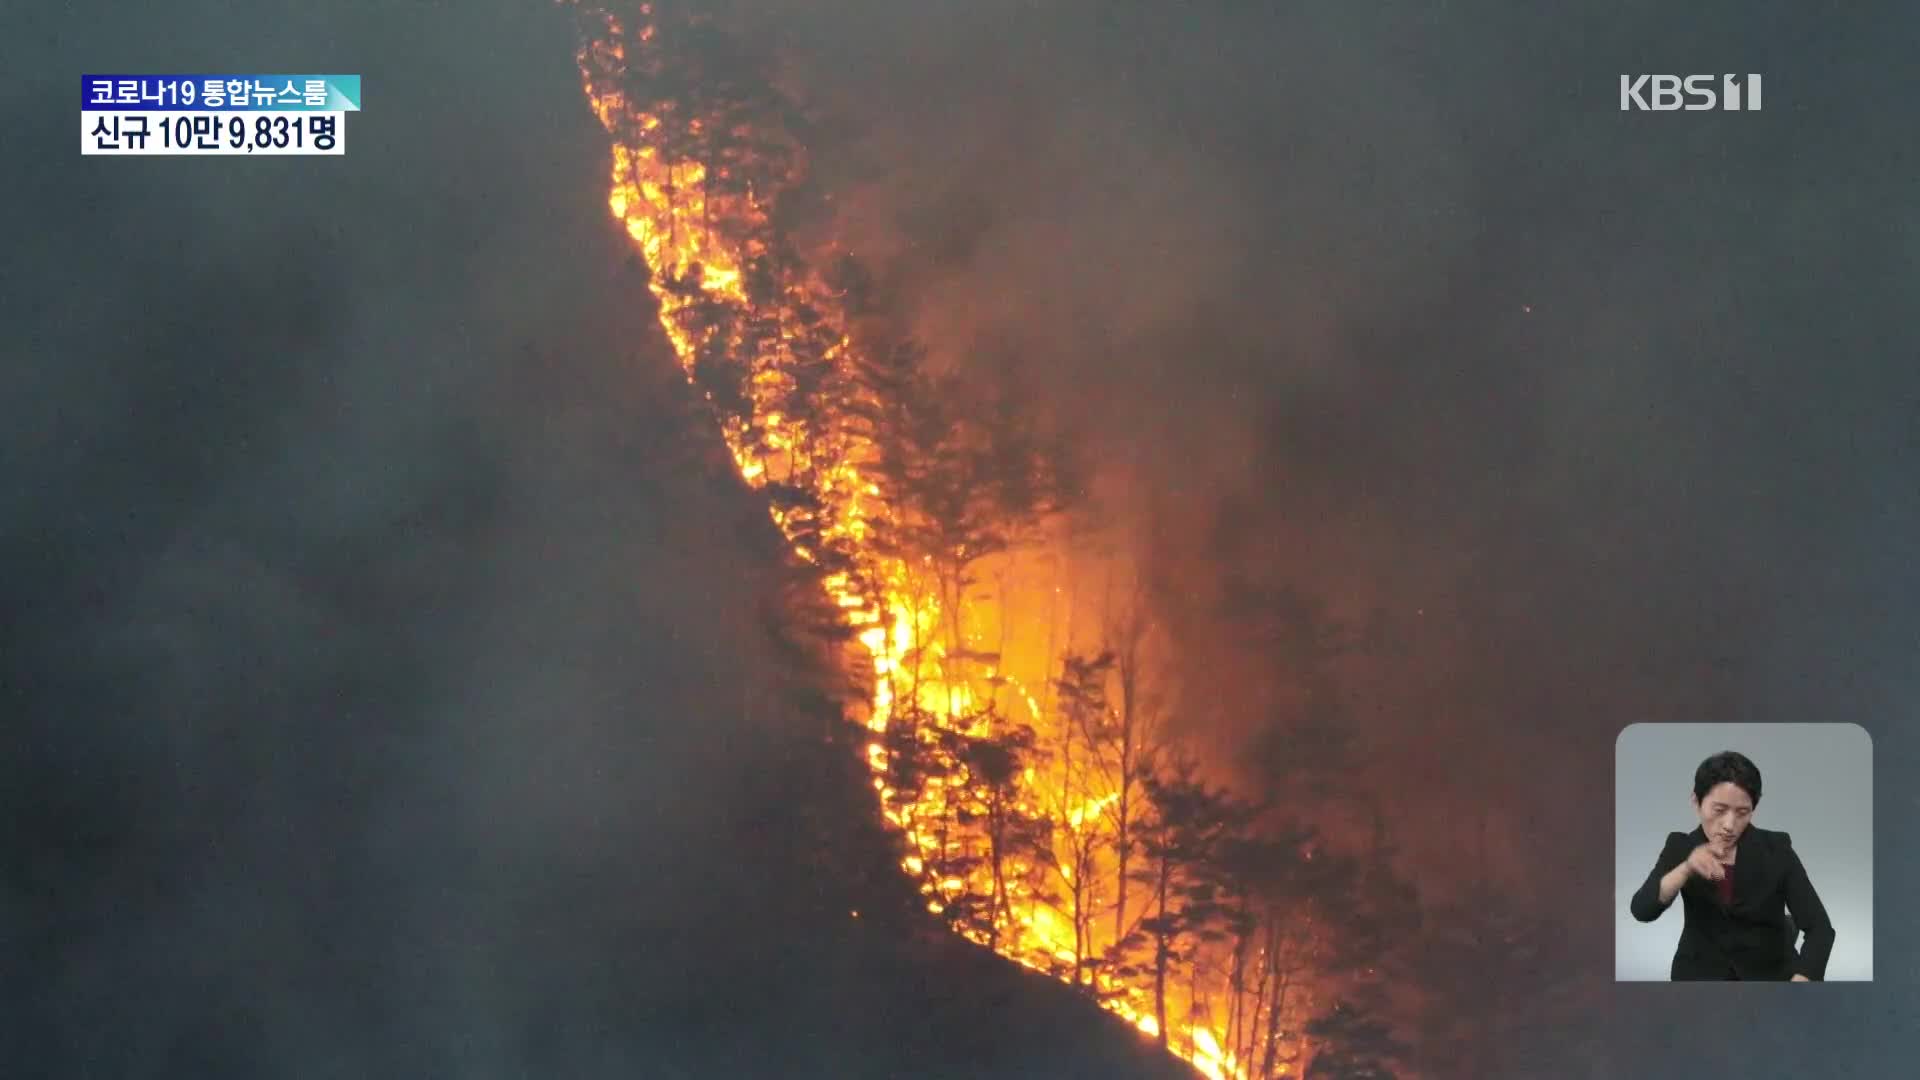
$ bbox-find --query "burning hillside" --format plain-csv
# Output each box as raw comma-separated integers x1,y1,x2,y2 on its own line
6,0,1897,1077
561,3,1448,1076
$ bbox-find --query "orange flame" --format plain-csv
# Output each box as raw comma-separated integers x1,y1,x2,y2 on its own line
565,4,1265,1076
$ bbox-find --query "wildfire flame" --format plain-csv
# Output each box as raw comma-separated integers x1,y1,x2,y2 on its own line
562,5,1309,1077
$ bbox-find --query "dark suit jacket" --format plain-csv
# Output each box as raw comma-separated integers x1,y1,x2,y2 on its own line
1629,824,1836,980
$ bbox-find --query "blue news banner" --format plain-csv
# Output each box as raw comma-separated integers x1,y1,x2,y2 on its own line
82,75,362,156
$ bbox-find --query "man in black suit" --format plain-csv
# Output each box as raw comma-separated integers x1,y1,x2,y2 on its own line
1628,750,1836,981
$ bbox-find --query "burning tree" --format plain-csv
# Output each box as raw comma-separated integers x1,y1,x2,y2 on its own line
1102,600,1162,958
953,720,1053,951
881,700,1053,947
1047,651,1114,987
565,3,1447,1076
1119,758,1258,1052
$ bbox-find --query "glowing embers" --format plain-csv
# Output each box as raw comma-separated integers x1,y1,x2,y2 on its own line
568,6,1246,1074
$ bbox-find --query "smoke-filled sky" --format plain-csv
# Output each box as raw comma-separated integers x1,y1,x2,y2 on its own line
7,0,1916,1075
758,0,1918,894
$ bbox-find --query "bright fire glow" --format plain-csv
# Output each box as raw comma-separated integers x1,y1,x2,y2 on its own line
562,4,1295,1077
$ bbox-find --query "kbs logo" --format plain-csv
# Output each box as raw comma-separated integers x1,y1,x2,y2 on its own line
1619,74,1762,111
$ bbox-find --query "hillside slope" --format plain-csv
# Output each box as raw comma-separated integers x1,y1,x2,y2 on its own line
2,2,1195,1076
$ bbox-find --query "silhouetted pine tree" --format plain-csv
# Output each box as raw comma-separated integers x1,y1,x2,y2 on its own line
1100,602,1163,955
1405,815,1561,1080
952,722,1051,951
1122,758,1257,1050
1046,651,1118,988
1301,998,1409,1080
1209,820,1316,1074
880,703,987,930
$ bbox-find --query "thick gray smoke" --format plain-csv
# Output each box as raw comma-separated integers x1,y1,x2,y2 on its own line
740,0,1920,1069
3,2,875,1075
7,0,1914,1075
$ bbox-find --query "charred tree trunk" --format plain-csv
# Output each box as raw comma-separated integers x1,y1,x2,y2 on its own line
1186,962,1201,1059
666,161,677,251
1153,855,1172,1051
1224,921,1249,1070
1243,928,1272,1070
1071,841,1089,987
934,787,952,912
1286,911,1320,1073
1112,606,1146,951
1260,919,1293,1080
1263,967,1293,1078
1057,671,1084,986
988,791,1009,950
1113,678,1133,949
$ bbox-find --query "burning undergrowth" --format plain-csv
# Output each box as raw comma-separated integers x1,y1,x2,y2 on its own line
558,3,1595,1076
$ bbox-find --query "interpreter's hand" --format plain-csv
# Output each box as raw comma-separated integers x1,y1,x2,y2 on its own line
1791,974,1810,982
1684,844,1728,882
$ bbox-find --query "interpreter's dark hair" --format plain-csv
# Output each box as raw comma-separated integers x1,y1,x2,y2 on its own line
1693,750,1762,807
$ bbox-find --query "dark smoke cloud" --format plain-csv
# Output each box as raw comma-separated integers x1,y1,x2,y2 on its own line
3,4,1216,1076
8,0,1915,1075
1,1,879,1075
736,0,1919,1070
